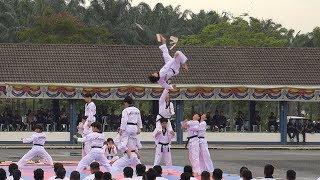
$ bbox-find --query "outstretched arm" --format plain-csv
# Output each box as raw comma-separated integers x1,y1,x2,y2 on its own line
22,134,35,144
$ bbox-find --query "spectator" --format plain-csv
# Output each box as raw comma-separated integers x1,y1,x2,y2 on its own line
218,110,227,130
242,169,253,180
183,165,194,177
251,111,261,131
239,166,248,180
143,168,157,180
103,172,112,180
7,163,19,179
55,167,67,180
0,168,6,180
211,110,220,131
12,169,22,180
212,168,223,180
135,164,146,180
287,119,295,142
267,112,278,132
264,164,275,179
48,163,67,180
235,111,245,131
94,171,104,180
34,169,44,180
70,171,80,180
153,165,167,180
180,172,191,180
83,162,100,180
123,167,134,179
305,119,314,133
286,170,296,180
294,120,304,143
12,111,26,131
201,171,210,180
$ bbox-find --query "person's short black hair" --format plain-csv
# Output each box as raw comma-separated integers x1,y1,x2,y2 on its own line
56,167,66,179
124,96,134,105
84,93,93,98
264,164,274,178
159,117,168,123
153,165,162,177
0,168,7,180
34,169,44,180
148,74,160,83
91,121,102,132
70,171,80,180
240,166,248,177
286,170,296,180
201,171,210,180
123,167,134,178
136,164,146,176
90,162,100,171
106,138,114,143
94,171,104,180
183,165,193,175
103,172,112,180
12,169,21,180
212,168,223,180
180,172,192,180
33,124,43,132
8,163,18,176
54,162,64,173
241,169,252,180
144,168,157,180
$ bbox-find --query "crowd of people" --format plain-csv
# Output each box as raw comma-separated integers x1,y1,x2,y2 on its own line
0,161,298,180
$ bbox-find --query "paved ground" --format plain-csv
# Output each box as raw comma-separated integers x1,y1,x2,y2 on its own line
0,148,319,180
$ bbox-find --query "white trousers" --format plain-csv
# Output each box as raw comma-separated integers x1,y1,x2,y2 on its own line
188,138,201,174
76,148,111,172
154,144,172,166
17,146,53,167
111,153,141,173
199,139,214,172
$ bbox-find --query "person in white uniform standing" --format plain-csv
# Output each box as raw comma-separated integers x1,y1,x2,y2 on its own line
153,118,175,166
75,122,111,172
17,124,54,168
112,96,142,172
148,34,188,90
82,93,96,157
198,113,214,172
155,89,175,132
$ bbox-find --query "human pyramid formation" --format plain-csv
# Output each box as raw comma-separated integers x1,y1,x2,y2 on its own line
16,34,214,178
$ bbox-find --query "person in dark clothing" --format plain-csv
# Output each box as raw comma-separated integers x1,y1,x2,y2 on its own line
267,112,278,132
211,110,220,131
295,119,305,143
287,119,295,142
251,111,261,131
218,110,227,131
12,111,26,131
235,111,244,131
315,121,320,133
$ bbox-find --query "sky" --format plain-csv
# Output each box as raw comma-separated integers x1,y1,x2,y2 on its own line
85,0,320,33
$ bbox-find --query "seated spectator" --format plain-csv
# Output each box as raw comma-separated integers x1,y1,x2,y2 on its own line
211,110,220,131
264,164,275,180
48,163,68,180
135,164,146,180
267,112,278,132
34,169,44,180
123,167,134,179
286,170,296,180
239,166,249,180
242,169,252,180
287,120,295,142
183,165,194,177
0,168,6,180
251,111,261,131
218,110,227,130
70,171,80,180
7,163,19,180
94,171,104,180
54,167,67,180
83,162,100,180
12,111,26,131
212,168,223,180
153,165,167,180
180,172,191,180
235,111,244,131
143,168,157,180
201,171,210,180
12,169,22,180
103,172,112,180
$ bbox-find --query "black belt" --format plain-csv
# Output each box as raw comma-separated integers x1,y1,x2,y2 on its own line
33,144,43,147
127,122,137,125
125,150,136,154
158,142,170,152
185,135,198,149
91,146,102,148
170,68,176,75
198,136,205,139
